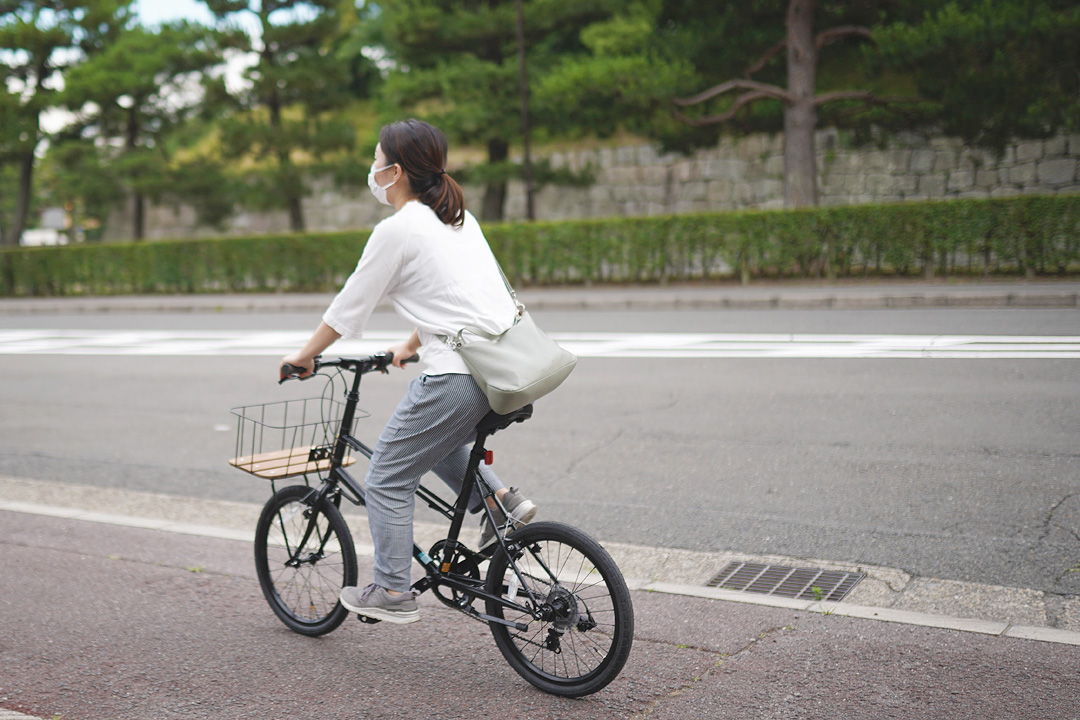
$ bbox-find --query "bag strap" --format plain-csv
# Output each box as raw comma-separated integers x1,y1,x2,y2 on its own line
494,261,526,318
444,255,524,350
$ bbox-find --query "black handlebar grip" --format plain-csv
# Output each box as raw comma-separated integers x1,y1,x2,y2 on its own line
279,362,308,384
381,352,420,369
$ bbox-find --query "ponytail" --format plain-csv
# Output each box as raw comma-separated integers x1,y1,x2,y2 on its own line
417,169,465,228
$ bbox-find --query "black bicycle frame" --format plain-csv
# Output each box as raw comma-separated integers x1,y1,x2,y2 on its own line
302,358,543,627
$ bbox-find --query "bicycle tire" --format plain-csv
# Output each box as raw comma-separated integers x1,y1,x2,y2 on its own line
254,485,358,636
484,521,634,697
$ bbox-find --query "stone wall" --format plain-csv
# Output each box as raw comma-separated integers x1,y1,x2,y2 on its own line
509,130,1080,221
109,130,1080,241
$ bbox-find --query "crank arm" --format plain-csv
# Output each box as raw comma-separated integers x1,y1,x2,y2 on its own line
469,609,529,632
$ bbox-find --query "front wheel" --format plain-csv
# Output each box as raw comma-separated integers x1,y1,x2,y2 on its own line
485,522,634,697
254,485,358,636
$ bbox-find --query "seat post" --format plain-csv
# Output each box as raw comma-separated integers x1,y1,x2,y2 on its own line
442,431,490,562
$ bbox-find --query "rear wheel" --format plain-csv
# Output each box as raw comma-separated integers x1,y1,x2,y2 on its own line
484,521,634,697
254,485,357,636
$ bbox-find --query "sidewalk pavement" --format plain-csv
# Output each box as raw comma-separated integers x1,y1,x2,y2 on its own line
2,504,1079,720
1,278,1079,315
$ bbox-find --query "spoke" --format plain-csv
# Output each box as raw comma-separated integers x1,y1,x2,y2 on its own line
495,534,626,682
275,504,298,558
267,509,347,622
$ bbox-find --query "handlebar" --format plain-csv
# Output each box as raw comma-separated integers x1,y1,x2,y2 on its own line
279,352,420,384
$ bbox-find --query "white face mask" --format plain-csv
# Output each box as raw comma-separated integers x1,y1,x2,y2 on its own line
367,162,397,206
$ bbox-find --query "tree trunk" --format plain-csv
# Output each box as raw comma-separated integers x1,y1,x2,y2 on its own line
133,194,145,242
481,138,509,222
515,0,535,221
126,105,145,241
11,150,35,247
264,32,305,234
783,0,819,208
287,193,304,233
272,119,304,232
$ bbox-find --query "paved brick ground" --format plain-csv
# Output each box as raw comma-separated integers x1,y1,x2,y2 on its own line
2,510,1077,720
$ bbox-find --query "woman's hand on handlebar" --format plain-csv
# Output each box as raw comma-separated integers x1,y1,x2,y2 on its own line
386,342,420,369
387,330,422,369
279,354,316,382
280,321,341,382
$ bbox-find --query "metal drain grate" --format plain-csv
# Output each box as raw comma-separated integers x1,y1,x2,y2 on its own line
706,561,865,602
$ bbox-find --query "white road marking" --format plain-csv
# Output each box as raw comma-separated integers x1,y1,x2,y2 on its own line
1,329,1079,358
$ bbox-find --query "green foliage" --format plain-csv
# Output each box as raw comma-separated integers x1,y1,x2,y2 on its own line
872,0,1080,152
56,20,232,239
371,0,627,219
2,196,1076,297
536,0,717,150
38,138,122,230
203,0,359,231
0,0,127,245
482,196,1080,285
0,229,370,296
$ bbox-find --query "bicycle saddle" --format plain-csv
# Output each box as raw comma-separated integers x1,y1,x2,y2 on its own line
477,404,533,436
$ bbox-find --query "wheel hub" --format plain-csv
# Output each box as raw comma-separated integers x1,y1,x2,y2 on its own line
285,551,323,568
544,586,580,632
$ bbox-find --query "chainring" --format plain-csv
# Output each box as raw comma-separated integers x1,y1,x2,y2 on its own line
428,540,483,609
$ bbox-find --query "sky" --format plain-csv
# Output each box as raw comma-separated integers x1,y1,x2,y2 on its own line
132,0,317,42
31,0,323,134
132,0,262,96
134,0,217,27
33,0,250,134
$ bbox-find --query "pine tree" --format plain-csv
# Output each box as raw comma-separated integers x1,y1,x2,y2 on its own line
60,21,230,240
202,0,355,232
667,0,1077,208
874,0,1080,153
372,0,619,221
0,0,131,245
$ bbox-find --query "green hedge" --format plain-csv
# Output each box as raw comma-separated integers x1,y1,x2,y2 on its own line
0,230,371,297
1,195,1078,297
486,194,1080,285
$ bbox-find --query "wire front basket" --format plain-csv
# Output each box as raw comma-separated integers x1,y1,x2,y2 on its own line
228,397,367,480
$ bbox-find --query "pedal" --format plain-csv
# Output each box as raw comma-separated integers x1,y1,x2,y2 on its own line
356,614,382,625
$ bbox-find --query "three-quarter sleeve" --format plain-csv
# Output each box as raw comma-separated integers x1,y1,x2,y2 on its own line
322,224,406,338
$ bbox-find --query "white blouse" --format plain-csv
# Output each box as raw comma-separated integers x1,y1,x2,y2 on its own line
322,201,518,375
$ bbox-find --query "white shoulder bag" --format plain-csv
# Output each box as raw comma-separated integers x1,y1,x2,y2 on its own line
445,266,577,415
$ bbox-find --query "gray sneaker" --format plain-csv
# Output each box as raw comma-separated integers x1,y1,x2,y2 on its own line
479,487,537,550
340,583,419,624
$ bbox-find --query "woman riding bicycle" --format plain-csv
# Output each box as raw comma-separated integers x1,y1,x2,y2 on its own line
280,119,536,624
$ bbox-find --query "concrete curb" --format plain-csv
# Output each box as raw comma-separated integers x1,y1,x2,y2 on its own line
0,711,45,720
520,290,1080,312
640,581,1080,647
2,282,1079,315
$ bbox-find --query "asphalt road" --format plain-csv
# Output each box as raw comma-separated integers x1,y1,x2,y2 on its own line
2,305,1078,598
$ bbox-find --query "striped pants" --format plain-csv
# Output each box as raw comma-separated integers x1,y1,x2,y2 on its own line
364,373,505,591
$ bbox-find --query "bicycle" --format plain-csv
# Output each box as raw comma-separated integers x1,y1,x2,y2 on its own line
228,351,634,697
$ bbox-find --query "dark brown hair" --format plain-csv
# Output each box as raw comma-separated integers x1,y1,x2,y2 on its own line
379,119,465,228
